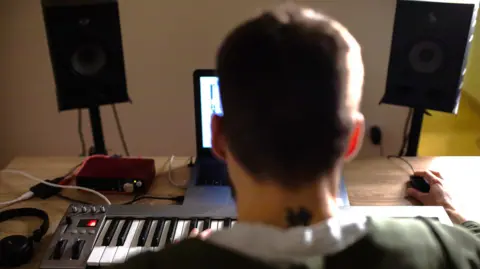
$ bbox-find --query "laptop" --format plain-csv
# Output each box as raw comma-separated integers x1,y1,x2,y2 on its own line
182,69,350,207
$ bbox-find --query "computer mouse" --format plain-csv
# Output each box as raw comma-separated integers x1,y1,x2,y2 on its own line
409,175,430,193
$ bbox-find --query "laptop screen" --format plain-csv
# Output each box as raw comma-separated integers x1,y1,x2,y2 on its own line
199,75,223,149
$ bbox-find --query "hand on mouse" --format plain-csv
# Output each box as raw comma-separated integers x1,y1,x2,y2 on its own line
406,170,466,224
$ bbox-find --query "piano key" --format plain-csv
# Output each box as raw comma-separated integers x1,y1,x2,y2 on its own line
196,220,204,232
156,220,171,250
151,218,165,247
112,220,140,264
100,220,125,266
179,220,190,240
210,221,219,231
172,220,185,243
203,218,211,230
140,220,158,253
188,218,197,233
232,221,236,227
103,219,120,246
217,220,224,230
126,220,145,260
138,219,152,247
166,218,178,245
224,218,232,228
87,219,112,266
117,219,133,246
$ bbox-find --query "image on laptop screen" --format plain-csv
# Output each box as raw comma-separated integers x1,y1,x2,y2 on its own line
200,76,223,149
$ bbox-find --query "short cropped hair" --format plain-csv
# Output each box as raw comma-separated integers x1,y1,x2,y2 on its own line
216,3,364,187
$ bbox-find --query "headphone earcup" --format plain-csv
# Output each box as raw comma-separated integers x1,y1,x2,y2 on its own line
0,235,34,267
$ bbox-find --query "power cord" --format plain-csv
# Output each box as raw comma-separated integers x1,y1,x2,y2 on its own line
0,192,34,208
165,156,192,189
111,104,130,157
56,193,92,205
78,109,87,157
122,195,184,205
387,155,415,174
397,108,413,156
1,169,111,205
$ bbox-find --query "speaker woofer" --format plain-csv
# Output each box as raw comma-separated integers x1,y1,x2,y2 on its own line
408,41,443,74
71,44,107,76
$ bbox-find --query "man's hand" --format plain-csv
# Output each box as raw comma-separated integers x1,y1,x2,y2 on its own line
406,170,466,224
189,228,213,239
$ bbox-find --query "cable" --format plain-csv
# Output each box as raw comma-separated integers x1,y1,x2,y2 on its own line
1,169,111,205
379,143,385,157
397,108,413,156
0,191,34,208
122,195,184,205
111,104,130,156
165,156,189,189
387,155,415,174
56,193,92,205
78,109,87,157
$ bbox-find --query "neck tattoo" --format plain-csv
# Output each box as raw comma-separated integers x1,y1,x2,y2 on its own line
285,207,313,227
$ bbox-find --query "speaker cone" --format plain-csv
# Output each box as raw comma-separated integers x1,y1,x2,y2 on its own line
408,41,443,74
71,44,107,76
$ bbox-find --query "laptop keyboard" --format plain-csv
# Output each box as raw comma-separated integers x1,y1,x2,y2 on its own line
196,162,230,186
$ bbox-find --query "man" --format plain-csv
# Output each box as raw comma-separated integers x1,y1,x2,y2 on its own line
112,3,480,268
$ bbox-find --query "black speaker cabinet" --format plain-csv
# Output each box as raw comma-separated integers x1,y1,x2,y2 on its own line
381,0,478,114
42,0,130,111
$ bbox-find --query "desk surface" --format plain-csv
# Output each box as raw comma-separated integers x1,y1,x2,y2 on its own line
0,156,479,269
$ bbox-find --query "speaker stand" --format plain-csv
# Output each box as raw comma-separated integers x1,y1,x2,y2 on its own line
88,106,108,155
405,108,425,156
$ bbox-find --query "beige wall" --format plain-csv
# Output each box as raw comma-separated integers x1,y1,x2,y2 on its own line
0,0,409,168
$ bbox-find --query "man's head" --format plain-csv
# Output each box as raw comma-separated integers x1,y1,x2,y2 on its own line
212,3,364,190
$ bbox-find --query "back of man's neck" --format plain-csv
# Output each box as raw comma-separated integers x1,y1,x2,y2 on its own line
235,180,339,229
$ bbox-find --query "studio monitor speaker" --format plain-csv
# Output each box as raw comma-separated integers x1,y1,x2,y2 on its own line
42,0,130,111
381,0,478,114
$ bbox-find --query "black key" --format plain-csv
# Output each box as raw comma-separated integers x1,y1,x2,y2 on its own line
224,218,232,228
52,239,68,260
138,219,152,246
188,218,197,233
71,240,86,260
102,219,120,246
203,218,211,231
166,218,178,245
151,218,165,247
117,219,133,246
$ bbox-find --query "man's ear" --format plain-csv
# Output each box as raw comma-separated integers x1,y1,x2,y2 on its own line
211,114,227,161
344,112,365,162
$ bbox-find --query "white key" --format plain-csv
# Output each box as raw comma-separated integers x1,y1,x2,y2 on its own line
210,221,219,231
126,220,145,260
112,220,139,264
173,221,185,242
180,220,190,240
217,221,224,230
141,220,158,252
232,221,236,227
87,220,111,266
154,220,171,251
100,220,125,266
196,220,204,232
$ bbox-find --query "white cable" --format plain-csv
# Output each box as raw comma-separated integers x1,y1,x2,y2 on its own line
166,155,189,189
1,169,111,205
0,191,34,208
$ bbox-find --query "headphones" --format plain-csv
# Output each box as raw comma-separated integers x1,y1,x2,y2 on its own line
0,208,49,268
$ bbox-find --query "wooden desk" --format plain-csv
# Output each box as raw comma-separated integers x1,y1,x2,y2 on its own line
0,156,479,269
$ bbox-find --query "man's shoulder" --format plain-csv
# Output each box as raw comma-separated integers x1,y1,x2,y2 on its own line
110,239,276,269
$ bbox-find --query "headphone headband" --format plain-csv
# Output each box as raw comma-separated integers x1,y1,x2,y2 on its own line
0,208,50,242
